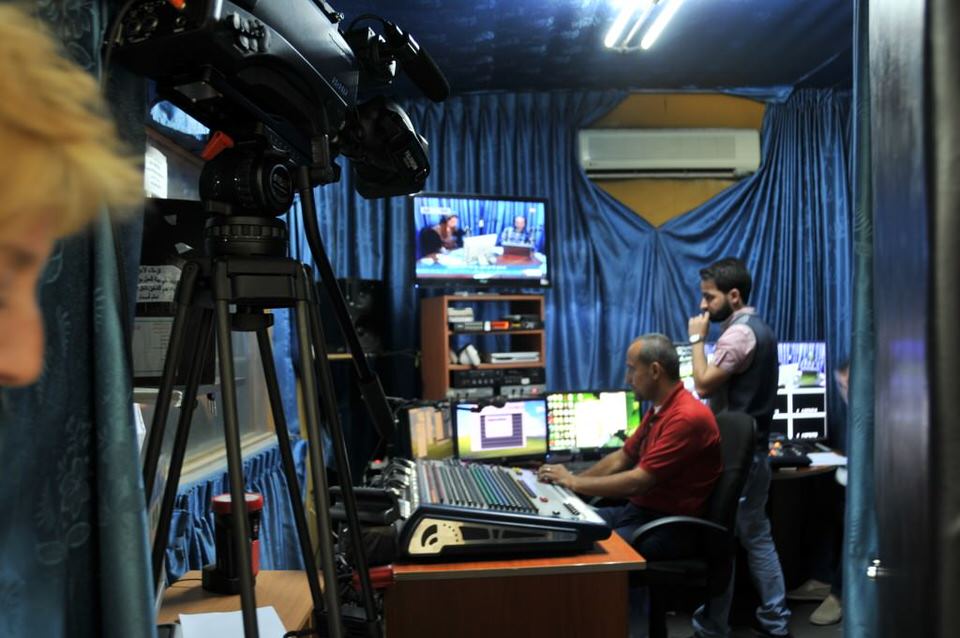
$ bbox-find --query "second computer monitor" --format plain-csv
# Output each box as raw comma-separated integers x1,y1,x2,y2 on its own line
546,390,636,454
774,341,828,441
676,343,716,402
677,340,829,441
454,397,548,462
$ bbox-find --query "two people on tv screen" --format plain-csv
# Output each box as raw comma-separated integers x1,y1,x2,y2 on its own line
418,214,534,260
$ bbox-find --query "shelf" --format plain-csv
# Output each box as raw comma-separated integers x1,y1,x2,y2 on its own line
447,329,544,336
421,294,546,400
777,387,826,394
444,294,546,302
449,362,544,370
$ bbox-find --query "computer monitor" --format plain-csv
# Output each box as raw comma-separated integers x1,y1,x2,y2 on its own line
773,341,828,441
676,342,717,402
412,192,550,288
406,405,454,460
453,397,548,462
546,390,633,454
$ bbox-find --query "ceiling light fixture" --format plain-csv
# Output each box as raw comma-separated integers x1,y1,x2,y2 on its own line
640,0,685,50
603,0,644,49
620,1,656,48
604,0,684,51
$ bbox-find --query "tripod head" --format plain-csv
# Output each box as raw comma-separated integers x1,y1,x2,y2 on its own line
195,128,294,257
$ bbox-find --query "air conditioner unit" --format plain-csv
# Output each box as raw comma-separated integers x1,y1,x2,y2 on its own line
578,128,761,179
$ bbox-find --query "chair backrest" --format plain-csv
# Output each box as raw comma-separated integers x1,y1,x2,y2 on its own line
703,411,756,531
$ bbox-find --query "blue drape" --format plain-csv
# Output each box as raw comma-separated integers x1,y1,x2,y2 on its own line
0,2,155,637
656,91,854,401
165,440,309,582
277,89,854,463
274,92,632,472
843,0,879,634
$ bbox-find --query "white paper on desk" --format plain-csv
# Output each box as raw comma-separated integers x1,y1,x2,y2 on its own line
180,606,286,638
808,452,848,467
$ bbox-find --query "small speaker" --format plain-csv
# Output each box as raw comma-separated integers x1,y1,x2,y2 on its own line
322,278,385,354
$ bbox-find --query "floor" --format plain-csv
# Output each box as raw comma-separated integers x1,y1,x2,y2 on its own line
664,600,844,637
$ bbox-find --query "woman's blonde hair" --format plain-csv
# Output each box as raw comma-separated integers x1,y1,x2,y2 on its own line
0,5,143,237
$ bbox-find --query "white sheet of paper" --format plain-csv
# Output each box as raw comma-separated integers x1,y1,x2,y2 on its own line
179,606,286,638
144,145,168,199
808,452,848,467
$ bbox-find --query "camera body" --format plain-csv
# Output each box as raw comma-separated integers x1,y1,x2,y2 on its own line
113,0,357,160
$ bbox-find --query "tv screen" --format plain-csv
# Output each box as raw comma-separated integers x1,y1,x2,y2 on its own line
546,390,634,454
774,342,828,441
453,398,548,461
412,193,549,287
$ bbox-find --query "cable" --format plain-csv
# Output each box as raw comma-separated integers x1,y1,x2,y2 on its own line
100,0,138,92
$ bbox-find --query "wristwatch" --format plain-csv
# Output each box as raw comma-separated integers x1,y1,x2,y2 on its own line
689,334,703,344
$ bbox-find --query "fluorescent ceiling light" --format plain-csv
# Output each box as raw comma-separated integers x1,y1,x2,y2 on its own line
621,0,655,48
640,0,685,50
604,0,641,48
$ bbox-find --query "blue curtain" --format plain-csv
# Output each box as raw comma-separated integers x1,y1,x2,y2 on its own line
843,0,879,634
164,440,309,582
277,89,854,463
275,92,631,472
0,3,155,638
656,91,854,413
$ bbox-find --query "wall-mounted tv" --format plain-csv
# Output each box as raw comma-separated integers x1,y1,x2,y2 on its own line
411,193,550,287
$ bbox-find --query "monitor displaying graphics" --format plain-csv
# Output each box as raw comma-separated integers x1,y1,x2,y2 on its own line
407,405,453,460
774,342,828,440
412,193,550,287
454,398,548,461
676,343,717,402
625,391,642,438
546,390,634,453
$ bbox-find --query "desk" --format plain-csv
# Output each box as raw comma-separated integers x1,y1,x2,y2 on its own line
158,570,313,631
771,462,845,582
384,534,645,638
771,463,839,480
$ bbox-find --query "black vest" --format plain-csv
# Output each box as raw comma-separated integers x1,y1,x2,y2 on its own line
710,313,778,438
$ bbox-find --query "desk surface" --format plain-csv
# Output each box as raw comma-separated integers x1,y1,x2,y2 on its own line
772,464,840,480
158,570,313,630
391,532,645,582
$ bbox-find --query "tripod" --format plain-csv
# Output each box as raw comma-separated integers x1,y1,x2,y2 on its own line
141,170,385,638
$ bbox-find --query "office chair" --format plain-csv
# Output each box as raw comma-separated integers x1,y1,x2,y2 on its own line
629,411,756,638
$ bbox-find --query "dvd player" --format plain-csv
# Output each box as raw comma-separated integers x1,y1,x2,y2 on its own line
485,352,540,363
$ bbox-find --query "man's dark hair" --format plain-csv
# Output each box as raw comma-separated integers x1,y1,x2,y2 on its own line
699,257,752,304
633,333,680,381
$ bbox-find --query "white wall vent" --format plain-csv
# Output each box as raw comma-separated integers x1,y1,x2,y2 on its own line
578,128,761,179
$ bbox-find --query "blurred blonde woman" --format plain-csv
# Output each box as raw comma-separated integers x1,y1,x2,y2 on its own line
0,4,142,387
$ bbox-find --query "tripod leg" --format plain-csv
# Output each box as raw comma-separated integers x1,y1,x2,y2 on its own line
143,261,201,501
295,297,345,638
295,169,395,447
151,308,215,584
254,326,325,629
303,273,380,636
213,290,259,638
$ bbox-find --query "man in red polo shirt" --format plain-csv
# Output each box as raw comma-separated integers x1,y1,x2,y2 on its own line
538,333,722,560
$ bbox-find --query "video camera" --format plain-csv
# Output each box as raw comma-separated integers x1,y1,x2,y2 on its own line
109,0,448,199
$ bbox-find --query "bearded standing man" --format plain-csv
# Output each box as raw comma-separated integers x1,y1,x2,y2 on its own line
687,258,792,638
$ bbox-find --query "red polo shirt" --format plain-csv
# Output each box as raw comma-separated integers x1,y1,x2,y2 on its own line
622,382,722,516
